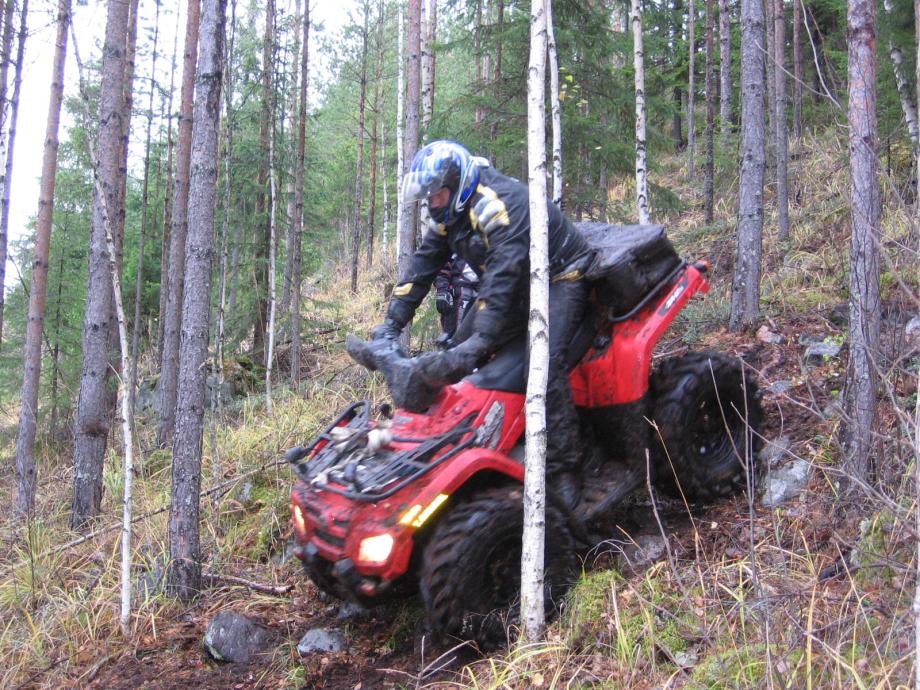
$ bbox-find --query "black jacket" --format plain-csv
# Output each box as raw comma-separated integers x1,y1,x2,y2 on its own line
387,166,593,345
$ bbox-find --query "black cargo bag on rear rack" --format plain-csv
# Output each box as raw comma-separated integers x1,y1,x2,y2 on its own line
574,222,682,317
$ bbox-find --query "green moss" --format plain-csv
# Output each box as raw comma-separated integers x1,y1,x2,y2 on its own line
689,644,767,689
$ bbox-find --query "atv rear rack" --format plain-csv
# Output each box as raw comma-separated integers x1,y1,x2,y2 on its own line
287,401,477,502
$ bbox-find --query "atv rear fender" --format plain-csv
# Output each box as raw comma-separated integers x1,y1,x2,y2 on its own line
571,263,709,407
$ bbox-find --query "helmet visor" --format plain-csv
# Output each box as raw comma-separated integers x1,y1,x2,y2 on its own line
400,161,451,205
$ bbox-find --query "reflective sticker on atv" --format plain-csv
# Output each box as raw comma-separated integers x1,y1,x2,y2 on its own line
659,280,687,315
400,493,449,528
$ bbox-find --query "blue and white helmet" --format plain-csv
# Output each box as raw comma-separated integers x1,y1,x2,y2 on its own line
401,140,481,226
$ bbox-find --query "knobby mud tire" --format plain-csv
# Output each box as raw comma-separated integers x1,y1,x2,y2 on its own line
651,352,763,503
419,485,578,651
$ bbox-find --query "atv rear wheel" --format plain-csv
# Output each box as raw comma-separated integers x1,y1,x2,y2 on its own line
420,485,578,650
651,352,762,502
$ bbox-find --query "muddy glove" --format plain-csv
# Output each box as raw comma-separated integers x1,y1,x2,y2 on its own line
414,334,492,387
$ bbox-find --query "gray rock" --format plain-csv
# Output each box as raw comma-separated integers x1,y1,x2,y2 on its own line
135,381,158,414
767,380,794,395
203,611,272,663
620,534,668,570
759,436,793,469
237,481,254,504
804,339,843,364
297,627,347,655
756,325,785,345
761,459,811,507
907,315,920,338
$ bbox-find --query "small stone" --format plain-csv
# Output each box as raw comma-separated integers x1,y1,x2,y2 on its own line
619,534,667,570
203,611,272,663
756,325,784,345
297,627,347,655
906,315,920,338
761,459,811,507
804,339,843,364
759,436,792,468
767,380,793,395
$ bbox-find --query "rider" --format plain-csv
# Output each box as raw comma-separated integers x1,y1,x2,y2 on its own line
434,254,480,346
371,140,594,507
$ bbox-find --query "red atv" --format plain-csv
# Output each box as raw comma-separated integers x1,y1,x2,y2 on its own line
287,223,762,647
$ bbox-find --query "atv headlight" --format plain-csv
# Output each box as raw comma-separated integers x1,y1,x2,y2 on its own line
292,504,307,537
357,533,394,564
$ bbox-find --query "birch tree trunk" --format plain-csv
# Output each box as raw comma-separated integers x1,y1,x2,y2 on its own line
792,0,803,138
14,0,68,517
129,0,160,417
156,0,201,449
421,0,435,135
351,3,369,293
884,0,918,146
633,0,650,224
367,0,384,269
291,0,309,386
280,0,300,318
395,0,404,261
72,0,132,530
704,0,715,221
775,0,789,240
168,0,226,601
547,0,563,207
841,0,880,487
0,0,27,345
522,0,549,644
729,0,766,330
252,0,274,363
719,0,731,144
688,0,697,179
399,0,421,278
266,71,278,413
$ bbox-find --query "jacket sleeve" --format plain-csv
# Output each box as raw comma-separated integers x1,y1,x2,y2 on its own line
471,189,530,344
386,223,452,328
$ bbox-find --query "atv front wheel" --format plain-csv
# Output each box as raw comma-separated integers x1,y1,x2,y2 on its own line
420,485,578,650
651,352,762,502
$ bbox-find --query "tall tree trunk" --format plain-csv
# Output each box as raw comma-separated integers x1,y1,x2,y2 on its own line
72,0,132,530
157,7,181,359
522,0,548,644
704,0,715,221
475,0,483,127
253,0,274,362
367,0,384,270
719,0,731,144
792,0,803,138
672,0,684,149
730,0,766,330
395,0,405,260
547,0,562,207
774,0,789,240
841,0,880,487
0,0,26,346
421,0,435,135
688,0,697,178
129,0,160,417
168,0,226,601
490,0,504,144
351,4,369,293
884,0,918,146
280,0,301,318
266,77,277,413
215,0,236,403
633,0,650,224
14,0,67,517
764,0,775,163
156,0,201,449
399,0,421,279
291,0,309,386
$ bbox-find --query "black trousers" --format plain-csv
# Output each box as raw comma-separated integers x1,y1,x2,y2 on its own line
454,279,589,474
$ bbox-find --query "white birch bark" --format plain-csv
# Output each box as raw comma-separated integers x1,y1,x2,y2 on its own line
547,0,563,207
884,0,918,146
632,0,650,224
382,123,389,259
266,98,277,414
70,30,137,634
395,0,404,266
522,0,549,644
688,0,697,179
